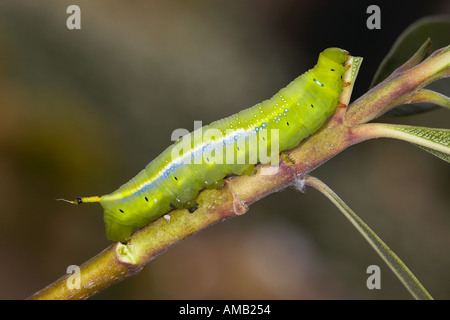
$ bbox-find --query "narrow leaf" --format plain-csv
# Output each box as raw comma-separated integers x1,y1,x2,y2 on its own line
371,16,450,87
304,176,433,300
416,145,450,163
394,125,450,153
371,16,450,117
353,123,450,162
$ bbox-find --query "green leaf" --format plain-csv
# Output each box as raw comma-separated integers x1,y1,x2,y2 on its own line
305,176,433,300
357,123,450,162
370,16,450,117
372,16,450,87
393,125,450,160
416,145,450,163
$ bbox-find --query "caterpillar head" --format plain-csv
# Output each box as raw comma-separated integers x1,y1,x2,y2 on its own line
310,48,349,93
321,47,349,66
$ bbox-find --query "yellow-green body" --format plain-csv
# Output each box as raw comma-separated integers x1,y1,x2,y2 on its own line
89,48,349,242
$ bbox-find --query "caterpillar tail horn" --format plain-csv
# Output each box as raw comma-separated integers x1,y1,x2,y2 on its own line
56,196,102,205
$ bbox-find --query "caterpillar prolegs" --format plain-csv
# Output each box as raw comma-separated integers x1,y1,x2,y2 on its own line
67,48,351,242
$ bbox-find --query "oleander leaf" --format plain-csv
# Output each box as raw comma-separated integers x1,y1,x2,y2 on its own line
370,16,450,117
305,176,433,300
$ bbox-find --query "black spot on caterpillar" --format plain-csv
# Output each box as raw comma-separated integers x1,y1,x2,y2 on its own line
65,48,350,242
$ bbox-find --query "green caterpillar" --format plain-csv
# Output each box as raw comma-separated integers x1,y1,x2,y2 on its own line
65,48,350,242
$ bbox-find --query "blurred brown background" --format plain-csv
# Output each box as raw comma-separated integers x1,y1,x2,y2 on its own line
0,0,449,299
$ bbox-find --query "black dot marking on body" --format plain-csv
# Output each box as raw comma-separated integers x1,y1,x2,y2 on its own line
119,209,124,213
311,104,314,108
262,137,266,141
174,176,178,181
188,204,199,213
331,68,335,71
286,121,290,126
170,203,175,209
145,196,148,202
